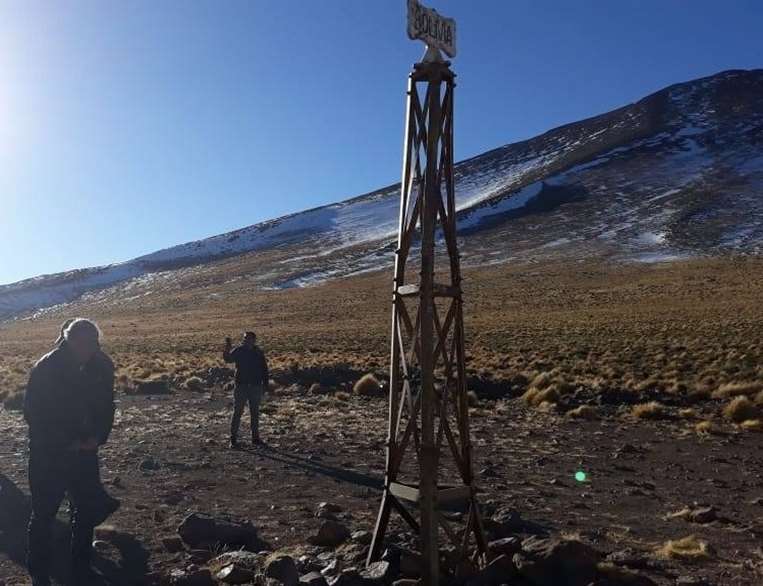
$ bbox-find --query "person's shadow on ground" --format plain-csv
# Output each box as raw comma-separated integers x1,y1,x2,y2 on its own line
252,444,384,490
0,473,152,585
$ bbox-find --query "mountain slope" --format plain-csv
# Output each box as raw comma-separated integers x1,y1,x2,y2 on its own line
1,69,762,319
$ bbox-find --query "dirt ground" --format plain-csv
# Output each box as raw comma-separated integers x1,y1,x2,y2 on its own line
1,258,762,585
1,389,761,585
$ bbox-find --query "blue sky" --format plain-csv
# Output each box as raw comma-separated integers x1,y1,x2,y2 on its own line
0,0,761,285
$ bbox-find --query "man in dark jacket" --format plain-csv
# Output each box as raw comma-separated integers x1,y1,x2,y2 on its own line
24,318,119,586
223,331,269,448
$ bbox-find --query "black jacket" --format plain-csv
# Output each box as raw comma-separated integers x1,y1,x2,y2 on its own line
24,343,115,452
223,345,269,386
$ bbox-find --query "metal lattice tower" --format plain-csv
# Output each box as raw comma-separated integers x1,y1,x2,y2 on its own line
367,52,487,585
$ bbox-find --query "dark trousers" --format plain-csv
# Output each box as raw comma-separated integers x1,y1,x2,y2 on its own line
231,383,263,440
27,448,102,580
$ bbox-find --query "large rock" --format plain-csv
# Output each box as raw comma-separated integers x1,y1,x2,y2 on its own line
309,521,351,547
513,536,602,586
177,513,269,551
265,554,300,586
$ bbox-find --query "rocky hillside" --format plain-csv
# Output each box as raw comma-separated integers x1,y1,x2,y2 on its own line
1,69,761,319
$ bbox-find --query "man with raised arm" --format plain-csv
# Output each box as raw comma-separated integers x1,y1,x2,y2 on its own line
24,318,120,586
223,331,269,449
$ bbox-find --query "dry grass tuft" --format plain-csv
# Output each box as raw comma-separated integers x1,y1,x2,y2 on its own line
712,381,763,399
739,419,762,432
722,396,759,423
631,401,668,420
566,405,598,419
536,400,556,413
694,420,720,435
529,371,554,390
667,507,692,520
678,408,698,419
755,390,763,406
353,374,382,397
656,535,712,562
522,385,560,407
184,376,205,392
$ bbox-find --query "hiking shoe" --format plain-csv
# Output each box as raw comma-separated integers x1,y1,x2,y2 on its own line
229,438,241,450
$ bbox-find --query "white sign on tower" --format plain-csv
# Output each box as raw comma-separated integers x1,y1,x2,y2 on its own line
406,0,457,58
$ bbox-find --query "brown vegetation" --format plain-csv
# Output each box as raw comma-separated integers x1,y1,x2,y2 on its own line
1,257,763,585
353,373,382,397
656,535,713,562
631,401,668,420
722,396,759,423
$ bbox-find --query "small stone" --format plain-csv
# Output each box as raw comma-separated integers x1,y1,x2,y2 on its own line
309,521,351,547
361,561,391,583
297,555,323,574
169,568,215,586
316,502,343,519
266,554,300,586
328,569,365,586
689,506,717,524
514,536,601,585
177,513,268,551
216,564,255,584
675,576,710,586
351,530,372,545
320,559,342,577
300,571,329,586
605,548,650,570
487,537,521,557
